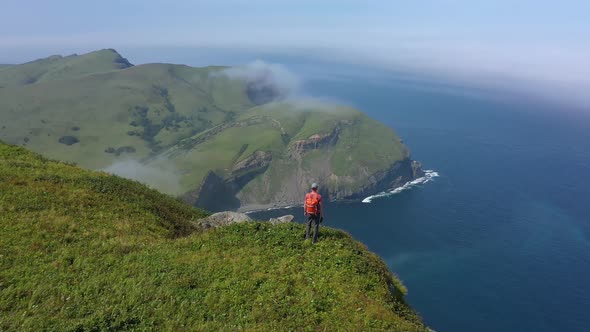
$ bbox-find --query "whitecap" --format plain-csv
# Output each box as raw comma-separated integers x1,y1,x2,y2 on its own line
362,169,439,203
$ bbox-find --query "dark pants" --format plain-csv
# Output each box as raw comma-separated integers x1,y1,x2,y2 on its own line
305,214,321,243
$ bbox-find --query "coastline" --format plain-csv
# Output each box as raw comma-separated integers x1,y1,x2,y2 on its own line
239,166,434,214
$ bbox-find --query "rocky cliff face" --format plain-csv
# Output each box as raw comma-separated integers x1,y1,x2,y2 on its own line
188,156,423,212
182,112,425,212
230,151,272,177
289,126,341,159
243,157,423,210
334,158,424,200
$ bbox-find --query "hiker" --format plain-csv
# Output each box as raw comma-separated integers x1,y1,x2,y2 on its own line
304,183,324,243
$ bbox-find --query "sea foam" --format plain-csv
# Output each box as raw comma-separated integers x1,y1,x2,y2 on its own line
362,170,439,203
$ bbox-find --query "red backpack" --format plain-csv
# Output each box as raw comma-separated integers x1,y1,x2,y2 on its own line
305,192,320,215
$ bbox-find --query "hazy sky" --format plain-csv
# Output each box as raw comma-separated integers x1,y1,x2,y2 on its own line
2,0,589,107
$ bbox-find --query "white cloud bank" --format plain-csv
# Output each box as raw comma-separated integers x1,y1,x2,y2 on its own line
2,0,588,109
102,159,183,195
218,60,302,98
217,60,353,111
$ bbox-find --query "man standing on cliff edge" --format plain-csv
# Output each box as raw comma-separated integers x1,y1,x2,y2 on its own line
304,183,324,243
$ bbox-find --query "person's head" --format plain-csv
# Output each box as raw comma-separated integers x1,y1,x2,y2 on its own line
311,183,318,191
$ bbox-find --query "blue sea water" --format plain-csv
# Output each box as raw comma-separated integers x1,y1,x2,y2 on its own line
249,61,590,332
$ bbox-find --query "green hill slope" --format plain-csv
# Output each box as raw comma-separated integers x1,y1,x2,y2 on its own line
166,101,415,211
0,49,132,86
0,49,422,210
0,142,427,331
0,54,253,169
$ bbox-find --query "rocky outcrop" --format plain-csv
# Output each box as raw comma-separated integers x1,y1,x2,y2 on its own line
183,171,241,212
199,212,293,228
231,156,424,212
328,159,424,201
269,215,295,225
361,159,423,197
183,150,273,213
290,127,340,159
199,211,252,228
231,151,272,175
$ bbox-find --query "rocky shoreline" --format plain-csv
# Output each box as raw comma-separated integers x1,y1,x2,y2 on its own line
236,158,424,213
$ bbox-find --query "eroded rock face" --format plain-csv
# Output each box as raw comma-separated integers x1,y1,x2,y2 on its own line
190,152,424,212
232,151,272,174
176,106,424,212
269,215,295,225
185,171,241,212
199,212,295,229
200,211,252,228
289,127,340,159
330,159,425,201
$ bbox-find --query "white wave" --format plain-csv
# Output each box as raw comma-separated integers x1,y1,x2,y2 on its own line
362,170,439,203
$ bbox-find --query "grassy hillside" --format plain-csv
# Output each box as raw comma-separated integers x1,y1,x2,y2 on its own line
239,102,407,200
0,49,132,86
0,141,427,331
0,51,253,170
162,101,408,206
0,49,416,209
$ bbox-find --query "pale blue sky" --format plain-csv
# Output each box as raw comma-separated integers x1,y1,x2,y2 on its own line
1,0,589,107
2,1,588,46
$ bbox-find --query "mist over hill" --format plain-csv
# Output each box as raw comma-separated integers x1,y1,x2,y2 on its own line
0,49,423,211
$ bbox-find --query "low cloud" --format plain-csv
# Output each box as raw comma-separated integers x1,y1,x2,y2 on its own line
218,60,302,100
281,97,349,113
218,61,356,112
3,0,588,110
203,44,590,110
303,42,590,110
102,159,183,195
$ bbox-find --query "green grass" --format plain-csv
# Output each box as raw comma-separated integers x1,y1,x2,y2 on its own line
228,102,410,204
0,49,415,209
330,113,408,176
0,53,253,170
0,141,427,331
0,49,132,86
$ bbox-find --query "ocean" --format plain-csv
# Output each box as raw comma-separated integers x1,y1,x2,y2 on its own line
247,60,590,332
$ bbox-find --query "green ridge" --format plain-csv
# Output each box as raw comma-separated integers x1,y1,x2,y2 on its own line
0,55,252,170
0,49,415,209
0,141,427,331
0,49,132,86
